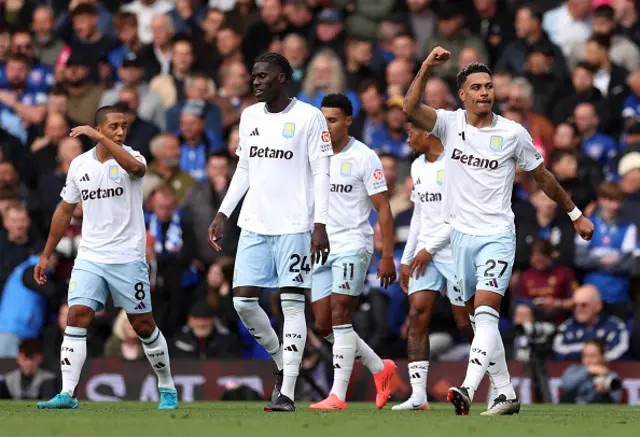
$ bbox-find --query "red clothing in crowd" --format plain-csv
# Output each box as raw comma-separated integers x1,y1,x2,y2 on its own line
516,264,578,324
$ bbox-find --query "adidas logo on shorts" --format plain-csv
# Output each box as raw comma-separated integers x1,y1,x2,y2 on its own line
338,282,351,291
135,302,147,310
487,278,498,288
293,273,304,283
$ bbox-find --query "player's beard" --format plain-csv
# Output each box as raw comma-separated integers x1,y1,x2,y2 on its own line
9,80,26,91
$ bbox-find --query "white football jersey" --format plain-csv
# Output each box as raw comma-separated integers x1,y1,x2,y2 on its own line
328,138,387,254
409,154,452,264
61,145,147,264
235,98,333,235
430,109,544,236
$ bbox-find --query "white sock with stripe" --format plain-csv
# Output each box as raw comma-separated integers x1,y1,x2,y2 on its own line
60,326,87,396
280,293,307,401
140,327,175,390
330,324,357,401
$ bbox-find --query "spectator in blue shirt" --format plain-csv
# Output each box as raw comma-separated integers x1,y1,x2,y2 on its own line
574,102,619,178
553,285,629,361
107,12,143,77
350,80,386,145
369,96,411,159
575,182,637,319
0,30,54,93
621,70,640,121
176,99,224,182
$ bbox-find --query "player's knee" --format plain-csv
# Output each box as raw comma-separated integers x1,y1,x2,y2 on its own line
453,310,471,332
408,306,429,330
315,321,332,338
330,301,351,326
67,305,94,329
129,316,156,339
233,296,259,317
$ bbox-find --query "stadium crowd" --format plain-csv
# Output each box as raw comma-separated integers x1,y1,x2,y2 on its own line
0,0,639,382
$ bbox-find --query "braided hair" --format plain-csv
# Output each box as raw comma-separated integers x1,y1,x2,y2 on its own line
254,52,293,82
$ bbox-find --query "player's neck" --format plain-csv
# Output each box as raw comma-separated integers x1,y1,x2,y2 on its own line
265,94,292,113
332,135,351,154
466,110,494,129
425,145,443,162
95,143,113,163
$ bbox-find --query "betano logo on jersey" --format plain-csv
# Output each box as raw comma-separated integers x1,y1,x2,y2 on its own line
81,187,124,201
451,148,499,169
249,146,293,159
417,191,442,202
331,184,353,193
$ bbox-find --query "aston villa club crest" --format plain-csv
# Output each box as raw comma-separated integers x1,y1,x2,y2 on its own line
109,165,121,182
436,170,444,185
341,161,352,176
489,135,504,152
283,123,296,138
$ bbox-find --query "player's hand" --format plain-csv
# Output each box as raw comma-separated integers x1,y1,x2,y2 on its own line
208,213,227,251
424,47,451,68
34,255,49,285
311,223,330,266
409,249,432,279
70,125,105,142
377,255,396,289
399,264,410,293
574,215,594,241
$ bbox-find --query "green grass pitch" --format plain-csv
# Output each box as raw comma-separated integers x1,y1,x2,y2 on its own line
2,402,639,437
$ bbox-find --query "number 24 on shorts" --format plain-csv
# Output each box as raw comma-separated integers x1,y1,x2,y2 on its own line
289,254,311,273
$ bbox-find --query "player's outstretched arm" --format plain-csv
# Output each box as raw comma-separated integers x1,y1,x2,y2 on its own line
530,163,595,240
34,200,76,285
403,47,451,132
371,192,397,288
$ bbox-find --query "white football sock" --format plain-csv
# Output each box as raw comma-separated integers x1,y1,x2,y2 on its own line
140,327,175,390
330,324,357,401
462,306,500,401
408,361,429,398
233,297,283,370
280,293,307,401
325,331,384,374
486,336,516,399
60,326,87,396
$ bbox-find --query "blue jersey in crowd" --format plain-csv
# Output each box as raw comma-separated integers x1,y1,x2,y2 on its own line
553,314,630,361
0,88,48,144
0,63,54,92
178,131,224,182
582,133,618,177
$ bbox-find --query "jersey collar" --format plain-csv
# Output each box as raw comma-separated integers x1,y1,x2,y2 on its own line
263,97,298,114
463,110,498,128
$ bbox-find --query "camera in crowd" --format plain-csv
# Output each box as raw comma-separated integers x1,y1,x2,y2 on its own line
593,374,622,392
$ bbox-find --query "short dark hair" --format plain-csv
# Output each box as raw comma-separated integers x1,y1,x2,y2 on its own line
518,4,543,23
551,149,578,166
575,61,596,74
71,3,98,17
19,339,42,357
208,150,231,162
49,84,68,97
594,5,615,20
584,339,605,356
597,181,625,201
456,62,492,88
392,32,415,41
530,238,553,257
321,93,353,117
557,122,579,138
588,33,612,50
6,52,30,65
95,105,123,126
358,79,383,96
254,52,293,82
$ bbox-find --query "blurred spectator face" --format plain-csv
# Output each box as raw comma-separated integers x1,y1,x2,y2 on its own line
513,304,535,325
347,39,373,67
206,155,230,184
612,0,635,16
17,349,43,377
380,155,397,188
572,66,594,93
118,65,144,85
515,7,538,39
360,85,384,115
72,11,98,40
425,77,450,109
407,0,429,13
527,51,551,75
48,92,68,114
622,168,640,193
117,22,138,46
386,59,413,87
227,125,239,155
386,106,407,131
573,286,602,325
582,342,605,366
0,162,18,189
0,30,11,59
627,70,640,97
216,28,241,57
5,59,28,89
152,190,178,223
160,135,181,168
438,16,463,38
11,32,33,58
179,113,205,142
189,315,215,338
391,35,416,63
551,153,578,180
261,0,283,25
458,48,482,70
207,263,225,288
598,194,623,219
2,206,30,240
317,19,344,43
493,72,512,101
202,9,225,38
151,16,174,48
65,64,90,86
530,190,557,217
185,77,209,100
33,7,55,39
507,84,532,114
554,123,578,149
568,0,593,18
120,88,139,112
285,2,312,27
530,247,552,271
58,137,83,171
172,40,194,73
45,113,70,144
593,13,615,37
585,40,606,68
574,103,598,135
223,62,250,96
311,55,334,89
283,35,307,68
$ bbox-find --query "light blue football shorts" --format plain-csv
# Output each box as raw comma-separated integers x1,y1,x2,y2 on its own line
408,261,464,307
68,258,151,314
233,229,312,289
450,229,516,303
311,249,372,302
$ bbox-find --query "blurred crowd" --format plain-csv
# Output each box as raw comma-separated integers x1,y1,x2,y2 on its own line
0,0,640,384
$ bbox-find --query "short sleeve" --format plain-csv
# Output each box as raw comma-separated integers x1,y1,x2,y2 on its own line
307,110,333,162
362,152,387,196
60,161,80,204
130,150,147,168
514,125,544,171
428,109,452,145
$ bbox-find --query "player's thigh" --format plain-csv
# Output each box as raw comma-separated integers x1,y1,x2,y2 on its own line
408,261,445,296
102,260,152,314
273,231,312,289
474,232,516,298
433,262,465,307
68,259,109,312
450,229,480,303
311,255,334,303
233,229,278,289
330,250,372,297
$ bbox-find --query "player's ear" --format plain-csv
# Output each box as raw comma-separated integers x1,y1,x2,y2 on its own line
278,72,286,84
346,115,353,127
458,88,465,102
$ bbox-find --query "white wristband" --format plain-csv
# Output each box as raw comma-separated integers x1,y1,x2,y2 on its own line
568,207,582,222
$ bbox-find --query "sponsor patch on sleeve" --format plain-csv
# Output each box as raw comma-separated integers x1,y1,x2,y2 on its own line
321,131,331,143
372,168,386,189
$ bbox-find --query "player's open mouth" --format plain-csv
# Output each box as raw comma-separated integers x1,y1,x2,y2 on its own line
254,89,264,96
